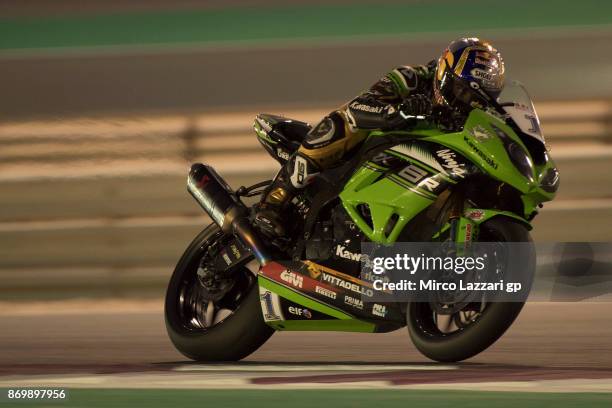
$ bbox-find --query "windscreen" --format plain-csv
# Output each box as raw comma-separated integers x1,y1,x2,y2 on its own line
498,80,545,144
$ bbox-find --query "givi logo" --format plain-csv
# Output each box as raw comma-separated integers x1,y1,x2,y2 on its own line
280,270,303,289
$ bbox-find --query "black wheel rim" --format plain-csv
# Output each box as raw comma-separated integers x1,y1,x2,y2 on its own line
175,231,257,332
413,225,509,337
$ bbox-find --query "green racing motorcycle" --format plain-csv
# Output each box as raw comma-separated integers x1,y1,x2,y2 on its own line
165,82,559,362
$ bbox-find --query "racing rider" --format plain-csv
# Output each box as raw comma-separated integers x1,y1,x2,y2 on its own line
254,37,506,240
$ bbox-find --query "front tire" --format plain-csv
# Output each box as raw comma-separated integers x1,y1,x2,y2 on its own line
165,224,274,361
407,218,534,362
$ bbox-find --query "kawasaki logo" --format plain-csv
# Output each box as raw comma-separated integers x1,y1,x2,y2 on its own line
280,270,303,288
335,245,362,262
350,101,383,114
470,124,492,141
464,135,498,169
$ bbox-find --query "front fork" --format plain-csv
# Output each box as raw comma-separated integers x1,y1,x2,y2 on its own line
451,217,478,250
441,190,533,248
447,193,478,250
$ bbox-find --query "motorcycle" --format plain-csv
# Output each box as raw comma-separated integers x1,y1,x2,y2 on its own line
165,81,559,362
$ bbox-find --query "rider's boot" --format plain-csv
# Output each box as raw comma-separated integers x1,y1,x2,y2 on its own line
254,152,320,239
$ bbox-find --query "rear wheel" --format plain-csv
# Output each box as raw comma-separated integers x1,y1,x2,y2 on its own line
165,224,274,361
407,218,534,362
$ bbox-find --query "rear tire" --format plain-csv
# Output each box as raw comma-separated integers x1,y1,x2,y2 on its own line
407,218,534,362
165,224,274,361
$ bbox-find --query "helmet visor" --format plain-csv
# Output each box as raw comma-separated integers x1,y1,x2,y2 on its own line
438,70,491,112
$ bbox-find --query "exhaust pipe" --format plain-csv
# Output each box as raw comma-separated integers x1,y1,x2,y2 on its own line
187,163,272,266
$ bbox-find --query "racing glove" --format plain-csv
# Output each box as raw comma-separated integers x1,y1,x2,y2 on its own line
431,105,466,132
383,94,433,129
398,94,433,119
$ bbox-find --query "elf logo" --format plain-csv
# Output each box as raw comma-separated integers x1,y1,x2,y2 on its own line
280,270,303,288
335,245,362,262
288,306,312,319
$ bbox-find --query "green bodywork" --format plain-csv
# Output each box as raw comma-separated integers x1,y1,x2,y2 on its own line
259,276,377,333
260,107,557,332
340,108,557,243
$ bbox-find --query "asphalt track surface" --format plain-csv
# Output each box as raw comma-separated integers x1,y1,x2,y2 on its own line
2,301,612,392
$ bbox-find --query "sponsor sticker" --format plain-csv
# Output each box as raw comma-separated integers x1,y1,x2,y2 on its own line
315,285,337,300
335,245,362,262
276,148,290,160
222,253,232,265
280,270,304,289
350,101,383,114
464,135,498,169
465,209,485,221
471,68,492,81
260,290,282,321
397,164,440,192
464,222,473,244
306,262,322,279
344,295,364,310
436,149,467,178
321,272,374,297
469,125,492,141
372,304,387,317
288,306,312,319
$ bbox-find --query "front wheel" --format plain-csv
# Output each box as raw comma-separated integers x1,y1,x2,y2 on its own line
407,218,534,362
165,224,274,361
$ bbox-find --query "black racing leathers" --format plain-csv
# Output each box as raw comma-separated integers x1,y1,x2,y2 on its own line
298,60,436,169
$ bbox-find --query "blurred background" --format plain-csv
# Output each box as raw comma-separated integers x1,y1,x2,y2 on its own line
1,0,612,302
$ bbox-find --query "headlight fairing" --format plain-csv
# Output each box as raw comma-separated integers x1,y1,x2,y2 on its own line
539,166,560,193
490,123,535,182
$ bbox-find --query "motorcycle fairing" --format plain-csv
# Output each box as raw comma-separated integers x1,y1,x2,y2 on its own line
422,109,558,215
252,105,559,330
258,260,404,332
340,140,472,244
340,107,558,242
